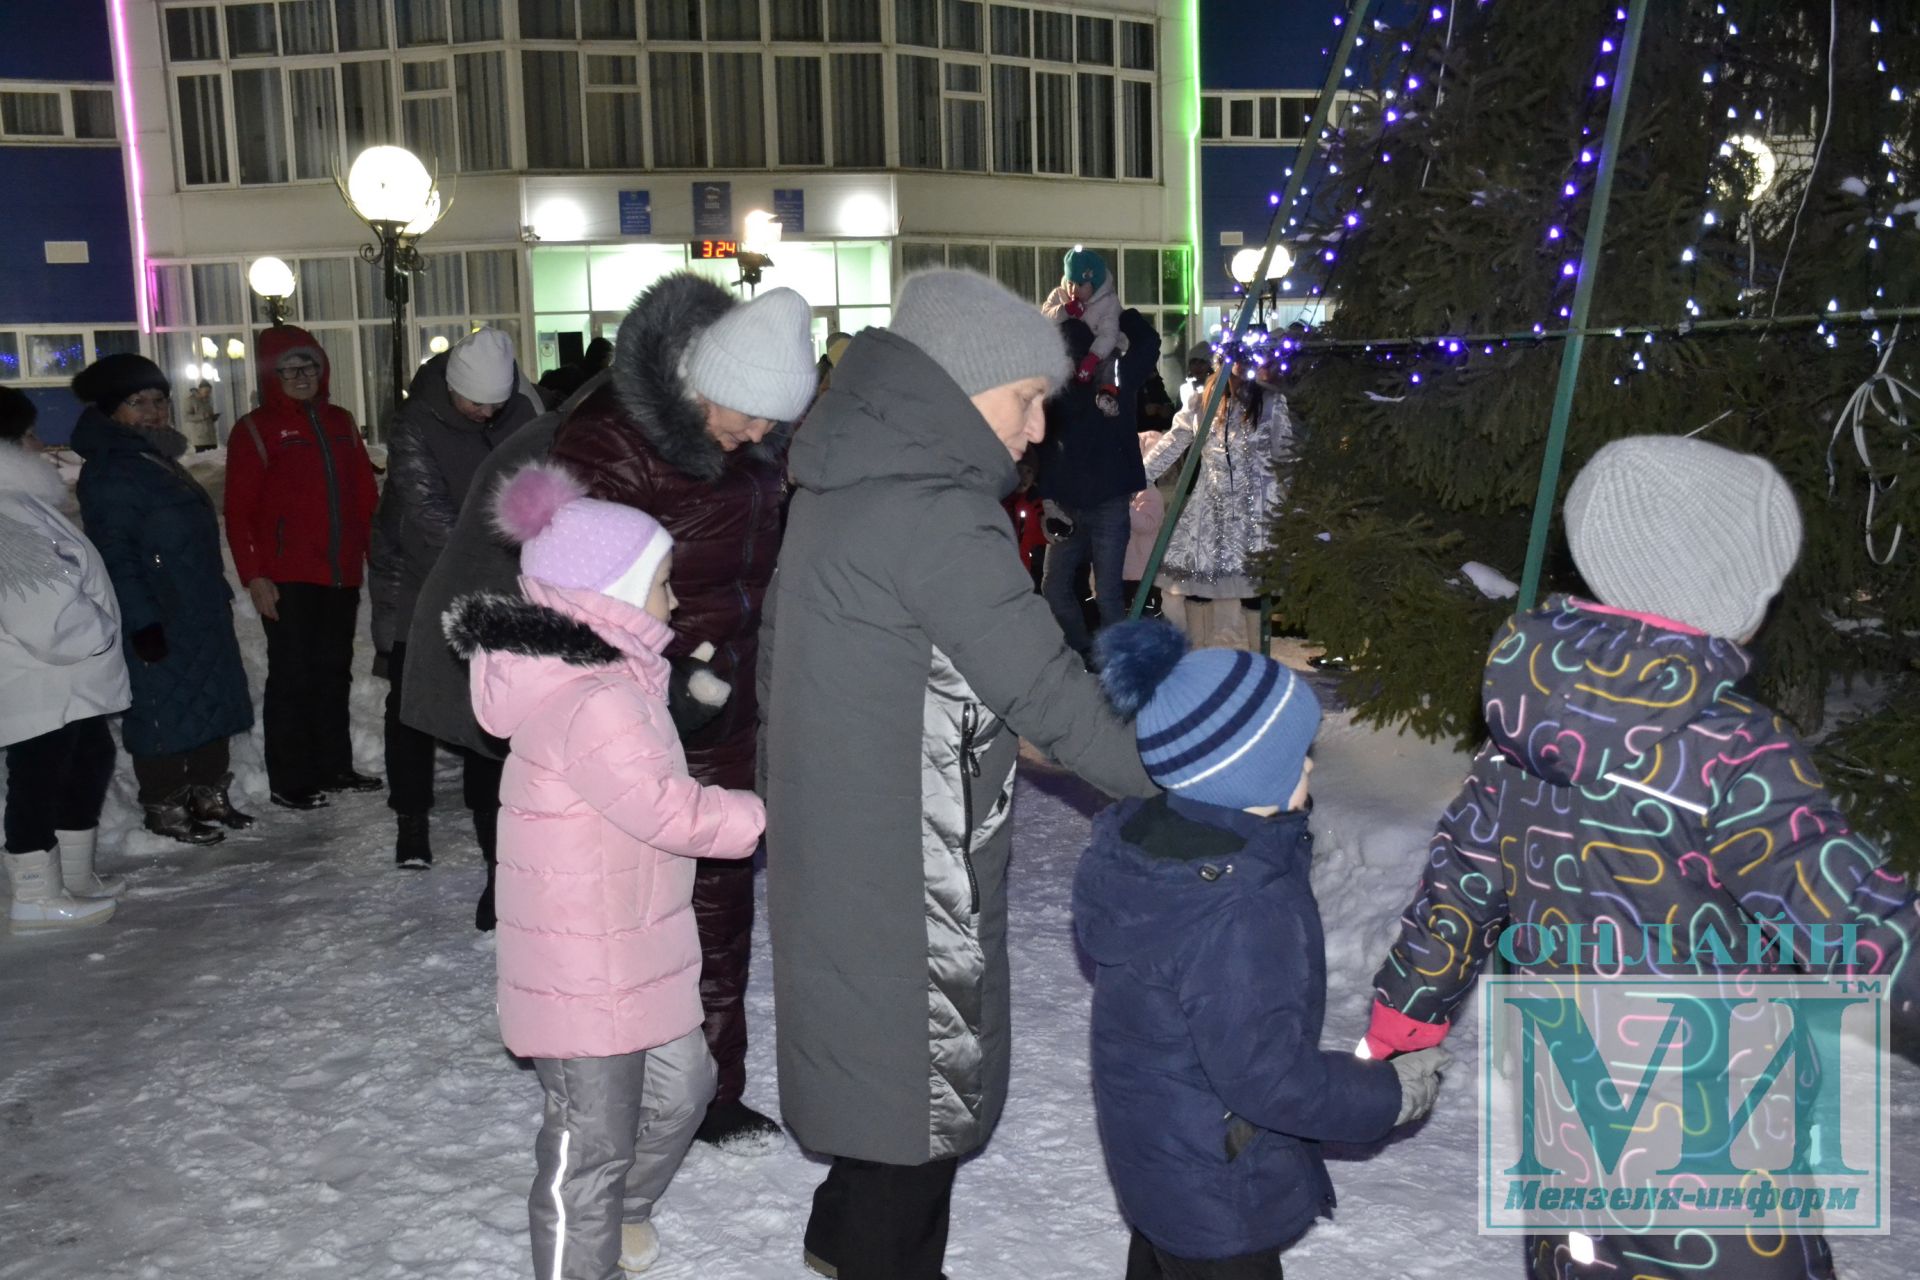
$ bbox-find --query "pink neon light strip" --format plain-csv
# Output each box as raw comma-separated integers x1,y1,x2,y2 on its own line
106,0,152,334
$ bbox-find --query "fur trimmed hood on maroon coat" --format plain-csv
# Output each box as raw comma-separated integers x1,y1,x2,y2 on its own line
547,272,788,791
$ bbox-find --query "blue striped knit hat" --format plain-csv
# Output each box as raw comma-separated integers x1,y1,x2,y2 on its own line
1095,620,1320,809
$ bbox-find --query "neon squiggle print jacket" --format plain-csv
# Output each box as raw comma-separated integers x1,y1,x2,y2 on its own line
1372,596,1920,1026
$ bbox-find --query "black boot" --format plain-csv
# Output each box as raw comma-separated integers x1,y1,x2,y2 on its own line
144,791,225,846
189,774,255,830
270,788,330,810
695,1100,785,1152
395,813,432,870
473,807,498,932
323,769,385,793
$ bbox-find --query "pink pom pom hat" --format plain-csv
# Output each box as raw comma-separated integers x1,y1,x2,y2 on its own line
491,461,673,610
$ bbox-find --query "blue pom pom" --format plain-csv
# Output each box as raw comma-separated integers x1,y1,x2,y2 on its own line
1096,620,1189,718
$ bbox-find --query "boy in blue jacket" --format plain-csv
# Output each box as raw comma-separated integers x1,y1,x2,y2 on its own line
1074,622,1451,1279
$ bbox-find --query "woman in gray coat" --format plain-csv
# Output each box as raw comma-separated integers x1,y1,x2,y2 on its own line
760,269,1156,1280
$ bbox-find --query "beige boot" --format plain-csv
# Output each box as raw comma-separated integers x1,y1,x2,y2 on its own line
6,848,116,932
57,828,123,898
618,1220,660,1272
1242,605,1269,656
1185,598,1217,648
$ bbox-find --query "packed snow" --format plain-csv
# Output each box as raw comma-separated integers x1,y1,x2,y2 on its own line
5,463,1919,1276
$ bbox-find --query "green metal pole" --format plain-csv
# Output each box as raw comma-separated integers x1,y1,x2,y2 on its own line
1129,0,1378,620
1515,0,1650,610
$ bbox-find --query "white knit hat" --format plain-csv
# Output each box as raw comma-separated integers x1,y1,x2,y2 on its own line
446,328,517,404
682,287,817,422
1564,436,1803,641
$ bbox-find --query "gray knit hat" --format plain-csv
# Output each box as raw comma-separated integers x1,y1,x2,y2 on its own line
890,269,1071,396
1564,436,1803,641
682,286,818,422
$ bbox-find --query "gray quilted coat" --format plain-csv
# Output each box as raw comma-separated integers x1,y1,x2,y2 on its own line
759,329,1156,1166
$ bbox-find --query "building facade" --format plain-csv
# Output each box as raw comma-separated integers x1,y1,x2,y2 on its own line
0,1,141,439
100,0,1200,433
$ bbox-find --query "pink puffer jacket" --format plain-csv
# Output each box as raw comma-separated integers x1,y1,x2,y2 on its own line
456,576,765,1060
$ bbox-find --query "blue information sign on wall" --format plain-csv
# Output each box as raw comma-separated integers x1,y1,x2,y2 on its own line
618,190,651,235
772,188,805,233
692,182,732,236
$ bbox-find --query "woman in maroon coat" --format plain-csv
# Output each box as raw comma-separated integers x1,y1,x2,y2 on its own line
549,271,817,1148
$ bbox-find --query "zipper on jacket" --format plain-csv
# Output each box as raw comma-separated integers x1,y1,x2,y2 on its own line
958,702,983,915
306,404,344,586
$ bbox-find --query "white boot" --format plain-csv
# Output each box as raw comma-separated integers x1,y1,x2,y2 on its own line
1158,587,1188,636
618,1220,660,1273
5,848,116,932
57,828,123,898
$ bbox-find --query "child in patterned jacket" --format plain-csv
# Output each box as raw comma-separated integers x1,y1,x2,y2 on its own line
1362,436,1920,1280
1042,248,1124,416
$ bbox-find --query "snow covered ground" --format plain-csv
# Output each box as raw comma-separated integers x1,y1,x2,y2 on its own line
5,480,1919,1276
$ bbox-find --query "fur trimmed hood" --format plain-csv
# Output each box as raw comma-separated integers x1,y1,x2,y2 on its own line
610,271,788,483
444,591,624,667
0,440,72,509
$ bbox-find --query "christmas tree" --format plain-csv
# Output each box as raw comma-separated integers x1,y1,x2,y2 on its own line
1263,0,1920,861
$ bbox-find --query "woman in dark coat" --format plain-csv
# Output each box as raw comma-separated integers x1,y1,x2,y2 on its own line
69,354,253,845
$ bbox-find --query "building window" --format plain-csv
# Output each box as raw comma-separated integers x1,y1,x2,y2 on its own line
1200,91,1343,146
650,51,706,168
832,52,885,167
0,83,119,144
156,0,1154,183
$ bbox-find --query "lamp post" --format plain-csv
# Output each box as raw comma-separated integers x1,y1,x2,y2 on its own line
339,145,445,434
247,256,296,327
738,209,782,294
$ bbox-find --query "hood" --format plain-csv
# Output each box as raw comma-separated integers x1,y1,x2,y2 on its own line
0,440,70,507
1483,596,1754,789
254,324,334,413
445,577,671,739
1119,308,1162,365
68,407,157,461
788,328,1018,501
1074,794,1310,967
611,271,786,483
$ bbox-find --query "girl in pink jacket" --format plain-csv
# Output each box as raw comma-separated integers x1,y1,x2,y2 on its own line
446,461,764,1280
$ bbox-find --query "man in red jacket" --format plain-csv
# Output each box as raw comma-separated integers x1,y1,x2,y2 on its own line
549,272,816,1150
225,326,380,810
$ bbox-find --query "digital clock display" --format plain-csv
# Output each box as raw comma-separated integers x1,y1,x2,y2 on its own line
694,239,740,259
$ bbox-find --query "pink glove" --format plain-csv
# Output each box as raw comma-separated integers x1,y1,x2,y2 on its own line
1361,1000,1451,1060
1064,296,1086,319
1074,352,1101,385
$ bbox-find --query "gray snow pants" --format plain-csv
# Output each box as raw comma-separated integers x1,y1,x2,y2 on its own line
529,1028,716,1280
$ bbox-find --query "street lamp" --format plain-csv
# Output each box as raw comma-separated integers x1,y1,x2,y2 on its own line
339,145,446,432
1229,245,1296,326
247,256,296,326
738,209,782,293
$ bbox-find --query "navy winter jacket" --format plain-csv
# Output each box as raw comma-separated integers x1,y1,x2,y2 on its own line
71,410,252,758
1073,793,1403,1259
1035,310,1161,509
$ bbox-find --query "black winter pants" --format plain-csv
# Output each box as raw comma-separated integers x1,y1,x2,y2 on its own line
4,716,118,853
1125,1230,1284,1280
693,857,755,1105
384,640,505,834
804,1155,959,1280
261,582,359,795
132,738,230,805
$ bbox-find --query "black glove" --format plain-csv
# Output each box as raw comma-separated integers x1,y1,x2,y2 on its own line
131,623,168,664
667,644,731,738
1041,499,1076,545
372,650,392,681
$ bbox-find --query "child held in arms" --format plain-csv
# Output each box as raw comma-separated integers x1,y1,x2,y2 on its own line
1074,620,1451,1279
1362,436,1920,1280
1043,247,1125,417
446,461,763,1279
